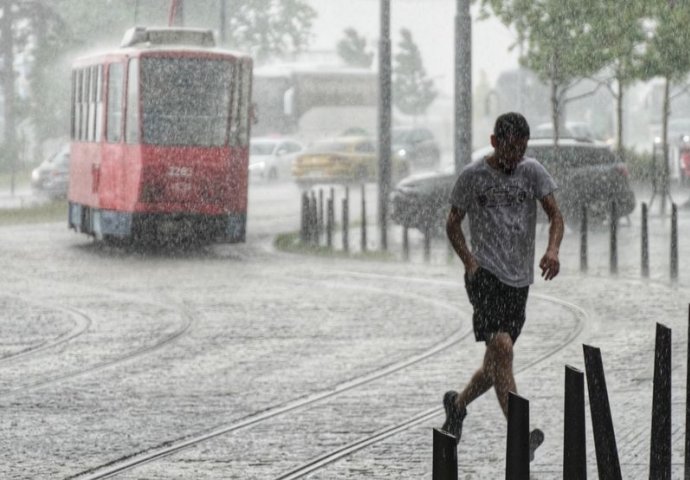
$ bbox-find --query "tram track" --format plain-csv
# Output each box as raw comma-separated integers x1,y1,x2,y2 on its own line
0,277,195,399
67,274,587,480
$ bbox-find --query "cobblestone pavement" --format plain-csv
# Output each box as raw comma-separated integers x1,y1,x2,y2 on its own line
1,183,690,478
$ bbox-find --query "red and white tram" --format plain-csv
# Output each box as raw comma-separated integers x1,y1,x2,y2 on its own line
68,26,252,243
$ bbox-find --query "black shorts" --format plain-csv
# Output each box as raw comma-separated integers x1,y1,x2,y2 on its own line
464,267,529,344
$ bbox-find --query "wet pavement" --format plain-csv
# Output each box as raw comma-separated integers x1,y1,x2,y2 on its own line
1,181,690,478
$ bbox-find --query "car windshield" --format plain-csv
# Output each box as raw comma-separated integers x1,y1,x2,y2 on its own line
308,141,351,153
250,141,277,155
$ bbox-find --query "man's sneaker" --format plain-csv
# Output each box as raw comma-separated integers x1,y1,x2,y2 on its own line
529,428,545,462
441,390,467,445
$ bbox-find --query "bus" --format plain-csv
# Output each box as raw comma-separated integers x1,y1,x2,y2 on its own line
68,26,252,243
252,64,377,141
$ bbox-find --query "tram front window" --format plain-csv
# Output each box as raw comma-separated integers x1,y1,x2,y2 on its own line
141,57,233,146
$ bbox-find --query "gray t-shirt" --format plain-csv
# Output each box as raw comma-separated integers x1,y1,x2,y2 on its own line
449,156,557,287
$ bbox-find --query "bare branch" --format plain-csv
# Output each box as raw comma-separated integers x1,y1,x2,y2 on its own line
564,83,605,105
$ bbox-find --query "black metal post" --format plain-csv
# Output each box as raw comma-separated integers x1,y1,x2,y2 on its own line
361,184,367,252
610,202,618,274
318,189,324,239
649,323,672,480
580,205,588,273
506,392,530,480
403,226,410,261
671,203,678,281
685,304,690,480
326,197,333,249
642,202,649,278
309,192,318,246
424,226,431,263
342,190,349,253
377,0,392,251
583,344,622,480
564,365,587,480
300,192,309,244
432,428,458,480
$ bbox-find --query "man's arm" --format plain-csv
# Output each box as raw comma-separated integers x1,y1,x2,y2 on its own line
538,193,564,280
446,206,479,274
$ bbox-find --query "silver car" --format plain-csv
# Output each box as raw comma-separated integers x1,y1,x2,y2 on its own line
30,144,70,199
249,137,304,181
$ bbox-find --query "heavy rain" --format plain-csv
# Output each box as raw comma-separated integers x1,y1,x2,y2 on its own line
2,0,690,478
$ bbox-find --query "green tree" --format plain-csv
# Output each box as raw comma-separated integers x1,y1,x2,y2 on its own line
223,0,317,64
592,2,647,154
481,0,608,143
337,28,373,68
639,0,690,209
392,28,437,118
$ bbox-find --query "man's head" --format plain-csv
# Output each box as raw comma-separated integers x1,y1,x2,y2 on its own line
490,112,530,174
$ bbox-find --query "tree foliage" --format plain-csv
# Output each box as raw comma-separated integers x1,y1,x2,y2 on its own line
223,0,317,64
336,28,373,68
392,28,437,117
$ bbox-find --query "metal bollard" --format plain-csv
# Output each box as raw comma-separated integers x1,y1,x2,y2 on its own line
506,392,530,480
300,192,309,244
424,226,431,263
402,226,410,261
609,202,618,274
564,365,586,480
583,344,622,480
432,428,458,480
649,323,672,480
342,191,349,253
671,203,678,281
361,184,367,252
318,189,324,238
326,197,333,249
685,305,690,480
642,203,649,278
309,191,318,245
580,205,588,273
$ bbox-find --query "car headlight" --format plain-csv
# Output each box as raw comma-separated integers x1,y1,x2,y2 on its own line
397,148,407,158
249,162,265,172
31,170,39,181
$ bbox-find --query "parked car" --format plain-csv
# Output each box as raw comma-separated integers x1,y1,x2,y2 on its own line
392,126,441,167
249,137,304,181
532,121,598,142
292,136,410,188
30,144,70,199
391,138,636,232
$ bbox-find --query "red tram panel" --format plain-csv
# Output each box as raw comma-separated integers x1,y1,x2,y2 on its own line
68,27,252,243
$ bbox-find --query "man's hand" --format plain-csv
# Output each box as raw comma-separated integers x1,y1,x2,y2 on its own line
539,249,560,280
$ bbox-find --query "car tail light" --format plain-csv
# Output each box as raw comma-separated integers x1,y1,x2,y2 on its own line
615,163,629,177
681,151,690,170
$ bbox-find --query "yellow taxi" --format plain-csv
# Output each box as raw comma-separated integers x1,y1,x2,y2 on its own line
292,136,410,188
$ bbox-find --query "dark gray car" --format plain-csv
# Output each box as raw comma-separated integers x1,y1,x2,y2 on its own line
391,138,636,232
30,144,70,199
392,127,441,167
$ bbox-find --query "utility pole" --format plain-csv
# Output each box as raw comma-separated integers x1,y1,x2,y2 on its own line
378,0,392,250
1,2,17,196
454,0,472,172
219,0,226,45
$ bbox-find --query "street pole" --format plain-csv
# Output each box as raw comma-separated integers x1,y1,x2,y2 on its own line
454,0,472,173
378,0,392,250
219,0,226,45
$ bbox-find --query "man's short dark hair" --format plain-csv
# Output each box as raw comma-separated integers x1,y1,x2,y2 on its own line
494,112,530,140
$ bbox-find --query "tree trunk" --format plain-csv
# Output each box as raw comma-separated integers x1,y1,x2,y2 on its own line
616,80,624,159
550,81,560,146
1,2,17,195
661,75,671,214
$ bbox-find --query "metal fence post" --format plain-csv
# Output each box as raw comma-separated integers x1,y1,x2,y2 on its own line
318,189,324,239
342,188,349,253
580,205,588,273
650,323,672,480
424,226,431,263
432,428,458,480
402,225,410,261
506,392,530,480
564,365,587,480
309,191,318,246
671,203,678,281
300,192,309,244
642,202,649,278
361,184,367,252
326,197,333,249
583,344,622,480
609,202,618,275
